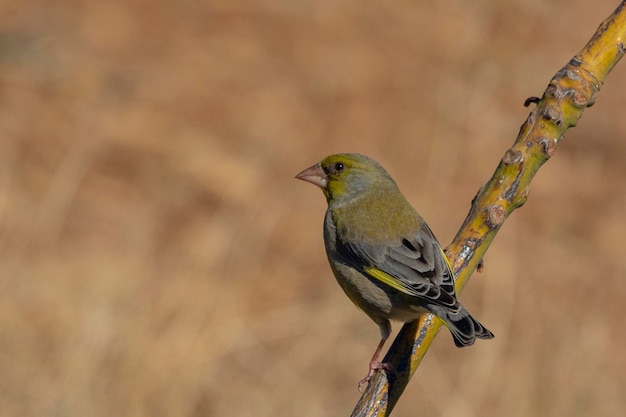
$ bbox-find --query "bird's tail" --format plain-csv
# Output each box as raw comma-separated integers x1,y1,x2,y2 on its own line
436,305,494,348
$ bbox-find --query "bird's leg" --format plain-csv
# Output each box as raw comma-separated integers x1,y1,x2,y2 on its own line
358,336,393,391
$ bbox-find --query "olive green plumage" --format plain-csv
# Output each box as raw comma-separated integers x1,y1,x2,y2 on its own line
296,153,493,381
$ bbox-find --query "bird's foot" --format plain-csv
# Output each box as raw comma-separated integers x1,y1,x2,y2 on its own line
358,360,393,392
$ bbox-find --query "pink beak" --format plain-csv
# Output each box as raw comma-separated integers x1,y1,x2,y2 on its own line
295,162,328,189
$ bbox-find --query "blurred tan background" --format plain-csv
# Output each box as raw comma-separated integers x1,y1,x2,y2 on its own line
1,1,625,416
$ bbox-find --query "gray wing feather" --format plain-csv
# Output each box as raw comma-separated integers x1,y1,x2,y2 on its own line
337,223,459,310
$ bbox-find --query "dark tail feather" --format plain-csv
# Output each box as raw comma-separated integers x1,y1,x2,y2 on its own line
439,305,494,348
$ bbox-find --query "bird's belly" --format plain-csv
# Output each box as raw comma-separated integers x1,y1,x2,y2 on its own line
329,260,425,323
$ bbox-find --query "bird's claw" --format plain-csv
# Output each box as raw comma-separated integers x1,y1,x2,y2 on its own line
358,360,393,392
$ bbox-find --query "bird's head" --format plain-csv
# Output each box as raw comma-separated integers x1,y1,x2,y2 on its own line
295,153,396,204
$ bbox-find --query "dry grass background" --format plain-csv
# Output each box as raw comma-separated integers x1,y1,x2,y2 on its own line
1,1,625,416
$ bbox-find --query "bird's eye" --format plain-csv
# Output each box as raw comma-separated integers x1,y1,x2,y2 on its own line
334,162,345,172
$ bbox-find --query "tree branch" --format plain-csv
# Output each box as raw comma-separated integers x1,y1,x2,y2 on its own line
351,2,626,416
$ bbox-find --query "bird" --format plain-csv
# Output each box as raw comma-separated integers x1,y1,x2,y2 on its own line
295,153,494,387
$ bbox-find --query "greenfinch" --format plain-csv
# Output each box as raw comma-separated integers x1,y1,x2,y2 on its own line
296,153,493,386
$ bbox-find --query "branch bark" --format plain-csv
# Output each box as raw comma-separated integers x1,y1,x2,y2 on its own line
351,2,626,416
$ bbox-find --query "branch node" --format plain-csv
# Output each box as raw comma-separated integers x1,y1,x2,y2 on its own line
565,68,582,81
486,205,506,228
502,149,523,165
572,90,590,107
539,137,557,157
541,104,563,125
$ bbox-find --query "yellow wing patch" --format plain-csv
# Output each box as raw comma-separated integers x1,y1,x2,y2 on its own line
440,247,454,273
364,266,414,296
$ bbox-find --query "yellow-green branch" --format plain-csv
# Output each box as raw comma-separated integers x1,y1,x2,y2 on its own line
351,2,626,416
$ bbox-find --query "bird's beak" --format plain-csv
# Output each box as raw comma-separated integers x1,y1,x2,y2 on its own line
295,162,328,189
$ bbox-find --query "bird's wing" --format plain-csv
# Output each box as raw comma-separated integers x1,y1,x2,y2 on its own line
337,223,459,309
